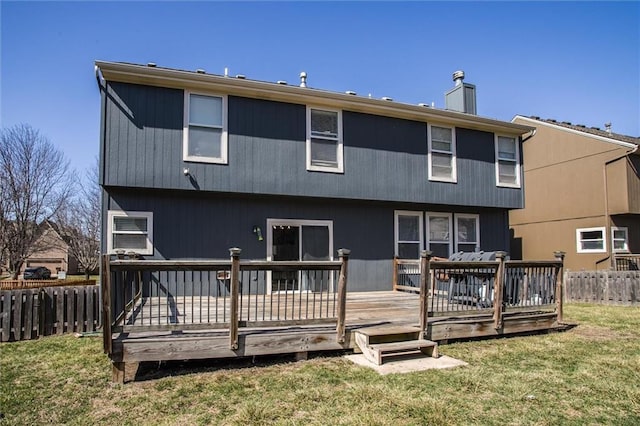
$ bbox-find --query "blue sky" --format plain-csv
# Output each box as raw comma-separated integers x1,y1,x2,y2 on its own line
2,1,639,172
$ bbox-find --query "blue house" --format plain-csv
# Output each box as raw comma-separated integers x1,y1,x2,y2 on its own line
96,62,533,293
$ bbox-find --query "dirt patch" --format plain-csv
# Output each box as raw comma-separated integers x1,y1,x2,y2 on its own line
570,325,625,340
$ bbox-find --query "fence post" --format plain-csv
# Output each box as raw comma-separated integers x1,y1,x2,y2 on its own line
229,248,241,350
493,251,507,329
336,248,350,344
554,251,566,323
419,251,432,337
101,254,112,355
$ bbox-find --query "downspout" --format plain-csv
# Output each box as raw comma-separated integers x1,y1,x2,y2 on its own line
598,143,639,269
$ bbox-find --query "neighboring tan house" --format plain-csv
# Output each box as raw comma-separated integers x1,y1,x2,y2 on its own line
96,62,534,291
510,116,639,271
21,220,80,276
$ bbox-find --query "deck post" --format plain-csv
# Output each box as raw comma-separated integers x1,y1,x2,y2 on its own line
554,251,566,324
493,251,507,330
336,248,350,344
101,254,112,355
392,256,398,291
229,248,241,350
419,251,432,337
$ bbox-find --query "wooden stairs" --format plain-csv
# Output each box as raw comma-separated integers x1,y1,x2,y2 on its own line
354,325,439,365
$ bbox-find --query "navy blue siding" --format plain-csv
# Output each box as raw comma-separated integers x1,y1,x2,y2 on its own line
105,189,511,291
103,82,523,209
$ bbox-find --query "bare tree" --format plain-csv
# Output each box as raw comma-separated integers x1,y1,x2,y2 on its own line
0,124,74,279
54,162,101,279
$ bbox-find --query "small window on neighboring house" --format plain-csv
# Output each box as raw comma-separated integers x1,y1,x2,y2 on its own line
395,211,423,259
612,227,629,252
495,135,520,187
426,213,452,258
428,124,456,182
576,227,606,253
455,214,480,252
107,211,153,255
307,107,343,173
183,91,228,164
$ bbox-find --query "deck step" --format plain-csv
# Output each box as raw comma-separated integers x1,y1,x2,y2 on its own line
354,327,438,365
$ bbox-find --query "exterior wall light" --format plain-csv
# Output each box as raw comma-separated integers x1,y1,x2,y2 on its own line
253,226,263,241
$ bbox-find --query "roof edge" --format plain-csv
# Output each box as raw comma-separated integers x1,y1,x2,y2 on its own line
513,115,638,149
96,60,534,136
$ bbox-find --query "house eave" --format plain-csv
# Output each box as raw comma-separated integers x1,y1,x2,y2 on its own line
95,60,534,136
513,115,639,149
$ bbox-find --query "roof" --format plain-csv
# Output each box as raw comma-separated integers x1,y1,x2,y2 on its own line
514,115,639,149
95,61,535,136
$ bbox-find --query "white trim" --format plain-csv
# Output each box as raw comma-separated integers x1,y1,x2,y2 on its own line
612,227,629,253
454,213,480,252
427,124,457,183
394,210,424,259
513,115,638,149
306,106,344,173
494,134,521,188
576,227,606,253
425,212,453,257
266,218,334,294
183,90,228,164
107,210,153,255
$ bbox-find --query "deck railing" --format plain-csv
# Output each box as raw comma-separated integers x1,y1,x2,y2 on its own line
102,249,350,354
613,254,640,271
393,251,565,331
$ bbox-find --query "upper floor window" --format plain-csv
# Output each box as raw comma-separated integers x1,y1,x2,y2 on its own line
428,124,456,183
307,107,343,173
394,211,423,259
495,135,520,187
455,214,479,252
576,227,606,253
612,227,629,253
107,211,153,255
183,91,228,164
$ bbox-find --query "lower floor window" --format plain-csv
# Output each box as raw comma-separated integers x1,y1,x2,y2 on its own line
395,211,480,258
612,227,629,252
107,211,154,255
576,227,606,253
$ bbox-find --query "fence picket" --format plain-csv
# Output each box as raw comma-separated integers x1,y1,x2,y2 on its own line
1,291,11,342
24,290,33,340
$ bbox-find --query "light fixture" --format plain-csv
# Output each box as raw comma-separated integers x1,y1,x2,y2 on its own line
183,167,190,176
253,226,263,241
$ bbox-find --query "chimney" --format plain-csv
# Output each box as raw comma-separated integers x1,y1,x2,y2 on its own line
605,122,612,135
445,70,477,114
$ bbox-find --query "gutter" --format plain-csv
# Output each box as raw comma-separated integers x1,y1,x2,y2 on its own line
95,60,535,137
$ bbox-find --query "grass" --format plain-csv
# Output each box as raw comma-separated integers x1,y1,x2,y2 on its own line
1,303,639,425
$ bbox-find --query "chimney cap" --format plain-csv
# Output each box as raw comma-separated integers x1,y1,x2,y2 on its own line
452,70,465,82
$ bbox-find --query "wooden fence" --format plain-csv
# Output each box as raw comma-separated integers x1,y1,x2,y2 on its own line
565,270,640,305
0,285,101,342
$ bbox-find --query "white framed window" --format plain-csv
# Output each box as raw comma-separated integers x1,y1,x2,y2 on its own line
394,211,423,259
306,107,344,173
428,124,457,183
495,135,520,187
183,91,228,164
455,214,480,252
576,227,606,253
426,212,453,258
612,227,629,253
107,211,153,255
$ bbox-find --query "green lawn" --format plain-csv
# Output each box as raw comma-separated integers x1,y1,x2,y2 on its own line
1,304,639,425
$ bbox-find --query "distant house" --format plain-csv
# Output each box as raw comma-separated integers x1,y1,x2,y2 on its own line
510,116,639,270
21,220,80,276
96,62,534,291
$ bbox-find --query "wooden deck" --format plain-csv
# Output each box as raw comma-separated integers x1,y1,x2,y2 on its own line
112,291,559,366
